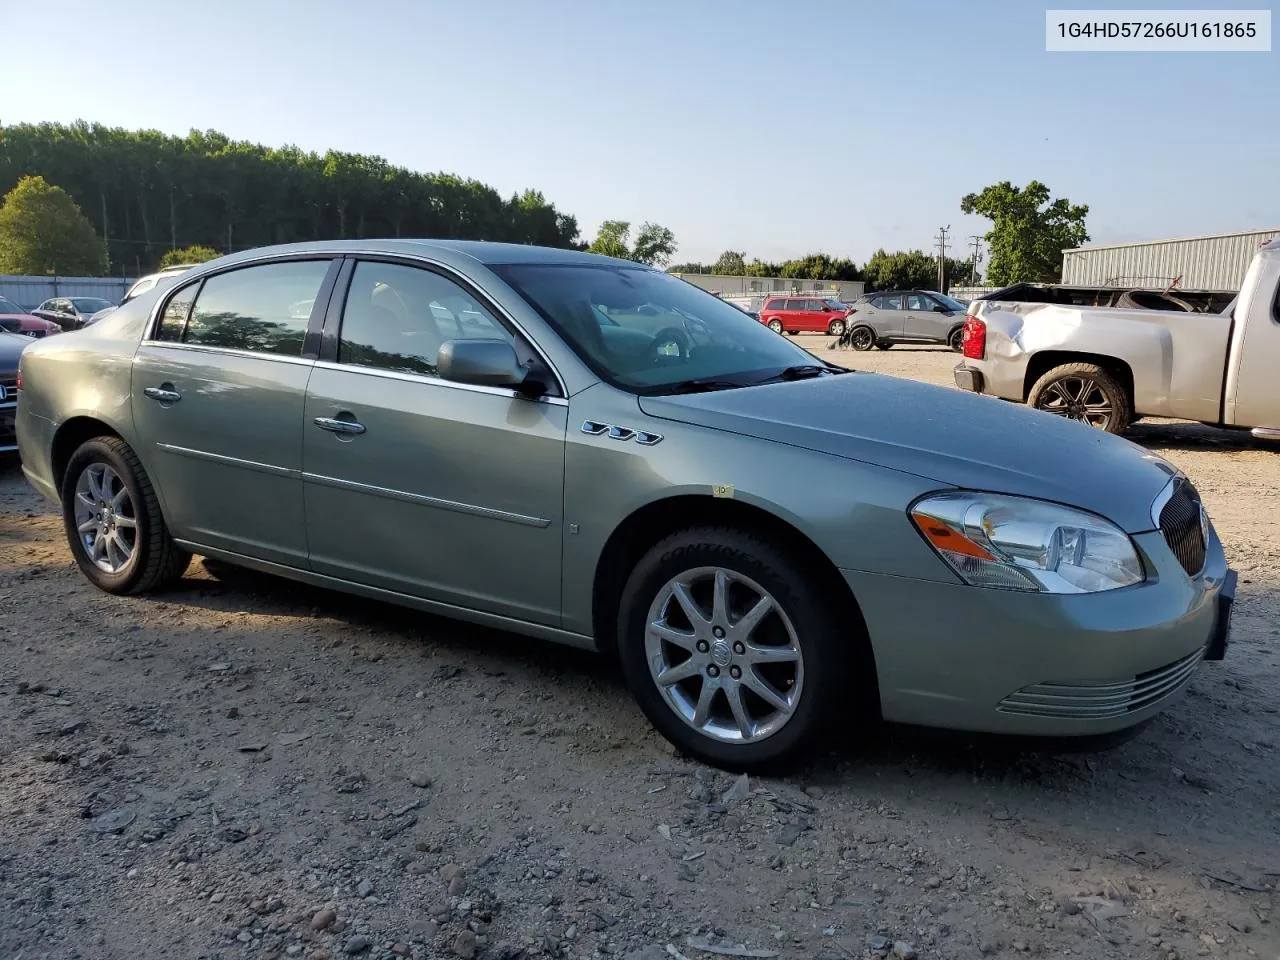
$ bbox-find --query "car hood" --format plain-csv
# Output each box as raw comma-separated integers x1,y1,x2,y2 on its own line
637,371,1177,533
0,331,32,368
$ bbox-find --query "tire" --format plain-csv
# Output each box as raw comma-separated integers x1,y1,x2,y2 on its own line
875,342,893,350
848,326,876,351
766,318,783,333
61,436,191,594
1116,290,1194,312
948,327,964,352
1027,362,1132,435
616,526,856,771
827,318,846,337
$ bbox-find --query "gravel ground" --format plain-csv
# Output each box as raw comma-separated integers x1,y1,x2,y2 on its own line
2,343,1277,960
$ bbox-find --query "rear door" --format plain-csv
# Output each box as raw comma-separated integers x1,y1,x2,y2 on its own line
797,298,823,332
870,293,905,338
131,256,339,567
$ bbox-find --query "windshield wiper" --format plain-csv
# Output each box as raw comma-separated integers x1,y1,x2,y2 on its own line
658,377,748,395
753,364,835,385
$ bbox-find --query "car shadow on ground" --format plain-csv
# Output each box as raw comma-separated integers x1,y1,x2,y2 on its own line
1127,420,1265,451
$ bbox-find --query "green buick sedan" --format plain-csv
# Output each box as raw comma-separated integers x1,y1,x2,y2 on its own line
15,241,1234,769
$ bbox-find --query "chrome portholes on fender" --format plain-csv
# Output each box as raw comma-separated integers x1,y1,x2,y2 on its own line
580,420,664,445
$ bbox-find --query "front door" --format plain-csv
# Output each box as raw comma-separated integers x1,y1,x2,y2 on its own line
131,257,338,567
301,258,568,626
1228,255,1280,428
903,293,942,339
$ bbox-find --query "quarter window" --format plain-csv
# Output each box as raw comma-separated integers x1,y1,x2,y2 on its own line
338,261,513,378
155,284,198,342
181,260,329,356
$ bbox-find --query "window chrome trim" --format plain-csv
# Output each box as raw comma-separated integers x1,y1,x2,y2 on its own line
144,247,573,399
155,443,299,478
301,472,551,528
138,341,316,367
310,359,569,406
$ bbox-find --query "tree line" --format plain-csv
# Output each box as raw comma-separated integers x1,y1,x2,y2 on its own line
667,249,979,292
0,121,585,275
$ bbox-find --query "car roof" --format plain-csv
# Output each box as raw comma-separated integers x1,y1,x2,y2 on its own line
199,239,639,271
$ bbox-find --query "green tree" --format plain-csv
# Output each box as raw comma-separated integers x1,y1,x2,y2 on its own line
667,261,710,274
960,180,1089,284
0,175,107,275
588,220,678,267
712,250,746,275
159,244,221,268
862,249,937,291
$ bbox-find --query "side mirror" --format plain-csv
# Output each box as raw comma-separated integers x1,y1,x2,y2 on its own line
437,338,530,389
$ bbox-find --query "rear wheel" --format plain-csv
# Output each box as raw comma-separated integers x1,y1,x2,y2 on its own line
767,318,783,333
616,527,856,771
827,318,846,337
61,436,191,594
848,326,876,351
1028,363,1132,435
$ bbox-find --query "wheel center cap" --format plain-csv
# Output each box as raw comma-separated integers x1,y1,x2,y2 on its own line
711,639,733,667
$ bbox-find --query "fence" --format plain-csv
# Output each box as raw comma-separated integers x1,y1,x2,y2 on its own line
0,275,137,311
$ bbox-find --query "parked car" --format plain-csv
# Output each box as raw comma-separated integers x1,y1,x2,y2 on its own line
759,296,849,336
16,240,1234,769
0,295,61,338
842,290,970,351
955,238,1280,439
0,330,33,452
85,264,199,326
32,296,117,331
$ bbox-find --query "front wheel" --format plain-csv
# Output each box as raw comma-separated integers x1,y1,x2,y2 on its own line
948,327,964,352
848,326,876,351
616,527,855,771
1027,362,1132,435
827,318,846,337
61,436,191,594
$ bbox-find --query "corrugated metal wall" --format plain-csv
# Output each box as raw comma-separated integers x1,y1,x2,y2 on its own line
672,273,866,301
0,275,135,310
1060,229,1280,291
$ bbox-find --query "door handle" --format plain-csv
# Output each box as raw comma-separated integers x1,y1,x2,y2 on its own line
143,386,181,403
313,416,366,435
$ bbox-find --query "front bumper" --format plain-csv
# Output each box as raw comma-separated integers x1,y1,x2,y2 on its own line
953,363,984,393
846,525,1232,737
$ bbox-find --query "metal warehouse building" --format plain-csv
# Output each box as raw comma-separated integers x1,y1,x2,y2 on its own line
1060,228,1280,292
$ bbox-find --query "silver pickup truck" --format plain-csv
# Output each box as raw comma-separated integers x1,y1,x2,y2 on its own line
953,238,1280,440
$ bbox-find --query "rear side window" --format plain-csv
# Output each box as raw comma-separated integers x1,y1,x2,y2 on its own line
873,294,902,310
181,260,330,356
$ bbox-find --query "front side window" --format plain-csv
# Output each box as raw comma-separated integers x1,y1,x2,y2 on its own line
338,261,513,378
70,297,114,314
930,292,967,312
906,294,932,311
182,260,330,356
493,262,823,394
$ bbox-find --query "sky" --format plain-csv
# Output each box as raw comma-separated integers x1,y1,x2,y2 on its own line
1,0,1277,266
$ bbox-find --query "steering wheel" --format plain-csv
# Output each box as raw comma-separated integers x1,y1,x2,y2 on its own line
648,326,691,365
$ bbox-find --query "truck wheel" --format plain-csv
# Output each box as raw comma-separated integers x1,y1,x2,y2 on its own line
615,526,858,771
1028,363,1132,434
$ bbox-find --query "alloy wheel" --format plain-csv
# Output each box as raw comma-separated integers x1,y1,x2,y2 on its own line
644,566,804,744
73,463,139,573
1035,377,1114,429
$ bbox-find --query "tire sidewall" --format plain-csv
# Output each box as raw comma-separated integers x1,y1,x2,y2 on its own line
948,328,963,351
767,319,783,333
1029,365,1131,435
850,327,875,351
828,318,846,337
616,529,848,770
61,439,152,592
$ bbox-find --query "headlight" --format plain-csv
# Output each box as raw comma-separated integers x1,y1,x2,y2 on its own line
910,492,1145,594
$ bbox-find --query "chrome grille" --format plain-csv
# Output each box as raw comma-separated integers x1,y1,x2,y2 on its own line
997,647,1204,720
1159,478,1207,577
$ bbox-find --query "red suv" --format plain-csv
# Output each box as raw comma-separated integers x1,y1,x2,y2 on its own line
759,296,849,336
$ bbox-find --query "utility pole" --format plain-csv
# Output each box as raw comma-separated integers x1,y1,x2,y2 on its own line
933,225,951,291
968,235,983,286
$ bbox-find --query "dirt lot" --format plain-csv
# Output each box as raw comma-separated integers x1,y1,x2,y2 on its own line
2,343,1277,960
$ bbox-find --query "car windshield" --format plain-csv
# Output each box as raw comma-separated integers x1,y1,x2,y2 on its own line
493,263,826,394
928,292,967,312
0,295,25,314
823,299,846,311
70,297,114,312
